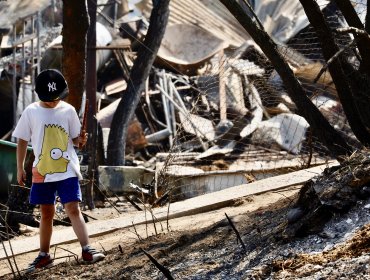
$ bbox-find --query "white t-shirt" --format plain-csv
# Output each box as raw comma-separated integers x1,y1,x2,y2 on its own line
12,101,83,183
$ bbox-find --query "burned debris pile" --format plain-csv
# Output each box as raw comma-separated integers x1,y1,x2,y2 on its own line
285,149,370,238
0,0,364,206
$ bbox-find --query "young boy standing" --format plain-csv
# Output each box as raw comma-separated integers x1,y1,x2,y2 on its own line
12,69,105,273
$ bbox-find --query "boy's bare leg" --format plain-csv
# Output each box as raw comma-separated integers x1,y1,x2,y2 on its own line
39,204,55,253
64,201,89,247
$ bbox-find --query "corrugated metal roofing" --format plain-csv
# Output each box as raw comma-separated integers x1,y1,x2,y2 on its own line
139,0,250,47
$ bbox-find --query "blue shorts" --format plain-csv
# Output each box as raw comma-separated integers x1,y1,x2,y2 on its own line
29,177,82,205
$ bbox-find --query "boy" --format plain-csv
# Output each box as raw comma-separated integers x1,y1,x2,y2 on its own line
12,69,105,273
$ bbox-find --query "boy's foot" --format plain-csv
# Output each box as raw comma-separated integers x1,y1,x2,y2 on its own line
25,253,53,273
82,246,105,263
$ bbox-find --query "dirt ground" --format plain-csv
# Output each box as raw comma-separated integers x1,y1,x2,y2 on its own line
1,185,370,280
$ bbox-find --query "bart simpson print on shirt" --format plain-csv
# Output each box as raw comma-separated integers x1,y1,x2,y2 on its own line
33,124,71,182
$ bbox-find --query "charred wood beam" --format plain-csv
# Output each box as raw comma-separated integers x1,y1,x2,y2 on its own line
314,38,358,84
337,27,370,39
219,0,352,160
366,0,370,33
81,211,98,221
141,248,174,280
124,195,143,211
85,0,98,210
107,0,170,165
299,0,370,146
225,213,246,252
151,190,170,207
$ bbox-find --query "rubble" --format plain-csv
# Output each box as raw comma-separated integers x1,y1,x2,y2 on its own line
285,149,370,238
0,0,359,205
1,1,370,279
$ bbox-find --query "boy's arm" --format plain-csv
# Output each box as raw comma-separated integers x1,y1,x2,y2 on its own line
16,139,29,186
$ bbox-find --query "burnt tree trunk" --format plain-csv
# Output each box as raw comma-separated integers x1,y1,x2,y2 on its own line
107,0,170,165
333,0,370,76
219,0,352,160
299,0,370,146
366,0,370,33
62,0,89,112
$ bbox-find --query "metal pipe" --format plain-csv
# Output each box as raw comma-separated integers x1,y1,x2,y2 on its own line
168,77,177,137
144,78,166,128
156,84,208,150
159,76,173,146
145,129,171,143
170,82,187,111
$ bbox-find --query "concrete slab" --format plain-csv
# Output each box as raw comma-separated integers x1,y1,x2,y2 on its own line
0,162,337,259
98,165,154,193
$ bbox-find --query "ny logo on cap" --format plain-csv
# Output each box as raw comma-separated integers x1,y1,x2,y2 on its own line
48,82,57,92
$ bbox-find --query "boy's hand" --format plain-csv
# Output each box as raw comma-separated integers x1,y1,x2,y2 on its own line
17,168,26,186
73,130,88,149
78,130,88,149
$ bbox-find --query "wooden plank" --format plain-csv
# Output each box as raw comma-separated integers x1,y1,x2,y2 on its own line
0,162,337,259
0,35,10,49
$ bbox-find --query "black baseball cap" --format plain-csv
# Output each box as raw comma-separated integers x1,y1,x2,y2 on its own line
35,69,68,102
